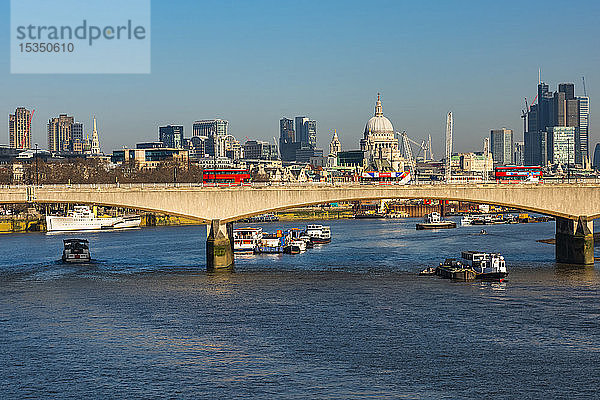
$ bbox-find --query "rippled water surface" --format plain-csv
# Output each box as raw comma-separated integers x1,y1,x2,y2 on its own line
1,218,599,399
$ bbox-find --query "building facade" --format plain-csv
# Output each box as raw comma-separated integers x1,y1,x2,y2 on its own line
548,126,576,165
329,130,341,156
9,107,32,150
513,142,524,166
243,140,278,160
490,128,513,165
48,114,74,152
159,125,184,149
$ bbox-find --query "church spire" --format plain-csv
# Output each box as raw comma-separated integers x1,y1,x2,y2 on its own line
374,92,383,117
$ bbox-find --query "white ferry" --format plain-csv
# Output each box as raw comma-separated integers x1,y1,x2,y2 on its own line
305,224,331,244
233,227,263,253
461,251,508,281
62,239,91,263
46,206,141,232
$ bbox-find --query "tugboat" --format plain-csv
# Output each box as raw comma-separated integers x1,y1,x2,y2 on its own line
461,251,508,281
416,212,457,230
62,239,91,263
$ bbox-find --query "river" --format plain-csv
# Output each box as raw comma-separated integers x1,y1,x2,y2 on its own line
1,217,599,398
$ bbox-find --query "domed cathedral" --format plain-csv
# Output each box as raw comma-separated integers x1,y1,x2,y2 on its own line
360,93,405,171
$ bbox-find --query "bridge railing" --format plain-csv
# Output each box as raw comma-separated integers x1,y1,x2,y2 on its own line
2,178,600,190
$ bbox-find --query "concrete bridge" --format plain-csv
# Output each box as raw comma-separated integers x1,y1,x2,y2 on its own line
1,183,598,268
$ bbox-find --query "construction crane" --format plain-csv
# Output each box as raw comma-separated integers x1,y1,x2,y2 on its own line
400,131,433,162
582,76,588,97
400,131,416,178
520,98,529,136
483,137,490,181
445,112,453,182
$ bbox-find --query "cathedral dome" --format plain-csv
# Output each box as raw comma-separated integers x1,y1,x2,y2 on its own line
364,93,394,137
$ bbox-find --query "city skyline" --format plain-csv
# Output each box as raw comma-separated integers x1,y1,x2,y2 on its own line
1,0,599,155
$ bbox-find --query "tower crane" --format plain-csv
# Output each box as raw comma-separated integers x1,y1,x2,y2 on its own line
273,137,280,159
582,76,588,97
400,131,416,180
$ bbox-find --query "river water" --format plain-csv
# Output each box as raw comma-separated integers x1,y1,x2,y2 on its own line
1,218,599,399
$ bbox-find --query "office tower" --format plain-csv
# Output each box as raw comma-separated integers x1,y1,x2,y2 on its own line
490,128,513,165
193,119,228,157
295,116,308,145
193,119,228,137
72,122,84,153
578,97,590,165
243,140,278,160
90,116,101,155
8,107,32,149
305,120,317,148
159,125,184,148
279,117,297,161
513,142,524,166
593,143,600,170
548,126,576,165
47,114,74,152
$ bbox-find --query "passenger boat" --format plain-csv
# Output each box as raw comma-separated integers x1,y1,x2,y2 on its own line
255,233,286,253
460,215,473,226
304,224,331,244
418,267,436,276
233,227,263,253
62,239,91,263
46,206,141,232
284,240,307,254
416,212,457,230
461,251,508,281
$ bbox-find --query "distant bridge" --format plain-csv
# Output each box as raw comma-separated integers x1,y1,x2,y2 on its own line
0,183,597,267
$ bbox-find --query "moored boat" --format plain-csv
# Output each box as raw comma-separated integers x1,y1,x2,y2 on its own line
46,206,141,232
233,227,263,253
305,224,331,244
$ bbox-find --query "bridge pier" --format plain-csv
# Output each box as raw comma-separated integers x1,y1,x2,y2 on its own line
206,219,234,271
555,217,594,265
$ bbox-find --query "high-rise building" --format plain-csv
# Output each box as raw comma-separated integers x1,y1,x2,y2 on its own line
72,122,85,153
47,114,74,152
193,119,228,157
490,128,513,165
305,120,317,148
578,96,590,165
524,80,587,166
295,116,308,145
8,107,32,150
548,126,576,165
279,117,296,161
513,142,524,166
593,143,600,170
243,140,278,160
159,125,184,148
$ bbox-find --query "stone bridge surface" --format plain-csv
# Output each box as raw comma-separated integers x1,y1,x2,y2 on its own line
1,183,599,222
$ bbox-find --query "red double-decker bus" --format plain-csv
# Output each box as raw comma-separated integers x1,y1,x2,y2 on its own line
494,166,542,183
203,169,251,185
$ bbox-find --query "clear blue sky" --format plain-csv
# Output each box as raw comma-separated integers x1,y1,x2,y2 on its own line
1,0,599,156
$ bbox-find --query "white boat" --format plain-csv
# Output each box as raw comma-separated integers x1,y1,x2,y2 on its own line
46,206,141,232
305,224,331,244
461,251,508,281
460,215,473,226
62,239,91,263
416,212,457,230
233,227,263,253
